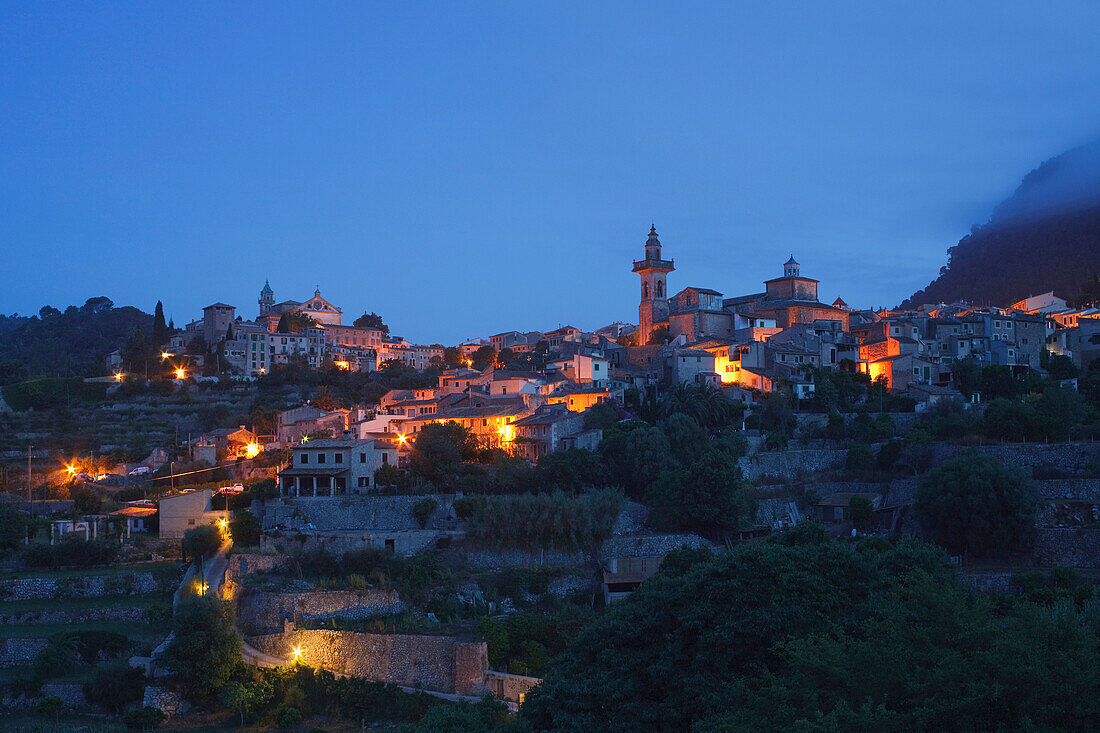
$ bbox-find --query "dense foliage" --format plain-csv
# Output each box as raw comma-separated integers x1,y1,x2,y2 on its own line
162,596,242,703
465,489,624,551
916,450,1037,557
519,527,1100,732
900,142,1100,309
0,297,153,381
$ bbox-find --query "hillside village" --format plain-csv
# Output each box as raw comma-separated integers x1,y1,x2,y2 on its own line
1,227,1100,730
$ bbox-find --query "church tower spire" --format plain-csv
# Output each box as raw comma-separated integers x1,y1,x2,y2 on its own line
632,225,675,345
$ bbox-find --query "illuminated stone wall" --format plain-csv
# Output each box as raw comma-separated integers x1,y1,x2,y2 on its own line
246,629,488,695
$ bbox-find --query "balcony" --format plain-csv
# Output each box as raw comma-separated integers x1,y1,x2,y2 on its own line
633,258,675,272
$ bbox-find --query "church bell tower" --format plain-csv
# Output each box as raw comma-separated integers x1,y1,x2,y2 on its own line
632,225,674,345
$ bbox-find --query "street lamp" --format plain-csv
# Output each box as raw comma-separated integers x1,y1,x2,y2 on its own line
175,367,186,380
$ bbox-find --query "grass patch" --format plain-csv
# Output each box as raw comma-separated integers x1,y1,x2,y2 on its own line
0,561,176,580
0,621,163,640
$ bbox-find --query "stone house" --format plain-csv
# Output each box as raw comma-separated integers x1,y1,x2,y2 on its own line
601,533,713,604
159,488,223,539
279,438,397,497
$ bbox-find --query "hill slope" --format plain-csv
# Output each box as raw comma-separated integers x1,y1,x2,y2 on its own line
901,142,1100,309
0,297,152,382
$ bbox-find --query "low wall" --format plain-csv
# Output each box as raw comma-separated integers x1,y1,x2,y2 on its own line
1034,479,1100,500
1033,529,1100,568
0,569,174,602
0,637,48,668
246,629,487,695
484,670,541,704
459,548,588,570
2,682,86,710
239,589,403,632
226,552,287,583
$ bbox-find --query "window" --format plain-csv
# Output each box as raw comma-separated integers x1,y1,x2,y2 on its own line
358,476,368,487
334,453,343,464
382,453,389,465
188,518,196,525
300,453,309,464
360,452,366,463
317,453,326,464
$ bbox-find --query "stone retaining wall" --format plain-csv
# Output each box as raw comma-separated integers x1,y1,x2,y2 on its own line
1034,479,1100,500
143,685,188,717
226,552,287,583
484,670,541,704
739,442,1100,482
246,629,487,695
2,682,87,710
0,570,173,602
0,637,48,668
1033,529,1100,568
239,589,403,632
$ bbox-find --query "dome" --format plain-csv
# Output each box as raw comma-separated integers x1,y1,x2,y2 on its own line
784,254,799,266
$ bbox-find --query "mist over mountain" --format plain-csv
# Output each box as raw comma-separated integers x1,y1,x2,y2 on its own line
901,141,1100,310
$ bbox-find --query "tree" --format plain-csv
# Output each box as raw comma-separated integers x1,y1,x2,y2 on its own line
520,531,1100,732
374,463,403,491
981,398,1039,441
83,661,144,712
0,504,27,553
152,301,168,346
36,695,63,719
1042,350,1080,380
182,524,223,561
123,706,166,731
162,596,242,703
646,449,755,540
916,450,1037,557
409,422,480,485
276,311,316,333
228,513,261,548
412,497,437,528
646,326,670,345
352,311,389,334
72,486,102,515
950,356,982,398
219,680,255,727
470,345,497,371
443,346,464,368
980,365,1019,400
848,495,874,531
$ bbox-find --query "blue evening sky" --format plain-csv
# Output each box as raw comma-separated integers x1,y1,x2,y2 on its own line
2,2,1099,344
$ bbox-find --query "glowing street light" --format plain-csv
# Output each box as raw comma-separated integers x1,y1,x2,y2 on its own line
291,646,304,661
174,367,186,380
216,518,228,529
160,351,173,360
113,372,124,382
244,442,261,459
396,433,408,446
65,464,76,476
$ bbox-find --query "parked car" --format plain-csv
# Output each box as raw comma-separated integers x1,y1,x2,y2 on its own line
128,466,151,476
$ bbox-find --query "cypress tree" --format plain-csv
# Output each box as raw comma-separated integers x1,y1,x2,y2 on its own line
152,301,168,345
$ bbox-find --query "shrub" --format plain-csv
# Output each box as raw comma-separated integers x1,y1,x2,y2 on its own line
123,706,166,731
453,494,486,519
228,512,261,548
412,498,438,528
845,444,874,472
182,524,223,561
916,449,1037,557
276,703,303,727
83,661,144,712
36,695,63,718
23,537,119,568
